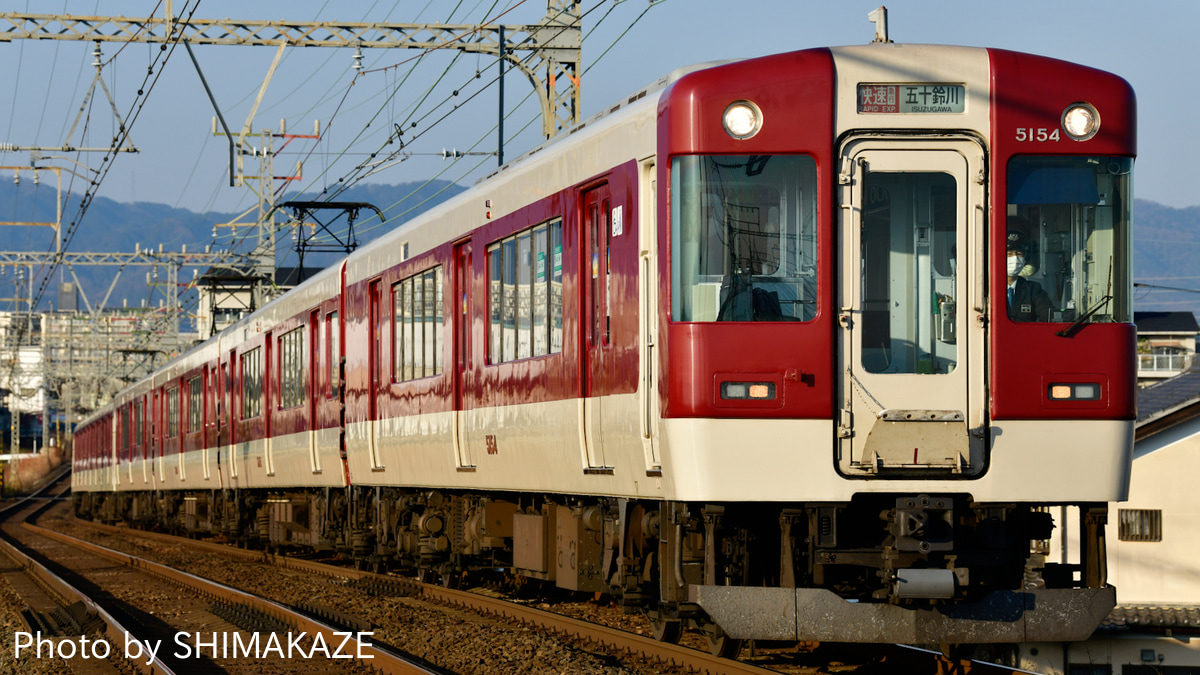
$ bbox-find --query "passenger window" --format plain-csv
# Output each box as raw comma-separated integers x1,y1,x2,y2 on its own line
1006,156,1133,325
488,219,564,364
671,155,818,322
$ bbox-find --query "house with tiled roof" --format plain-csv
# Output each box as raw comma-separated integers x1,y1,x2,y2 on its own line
1135,311,1200,384
1016,367,1200,673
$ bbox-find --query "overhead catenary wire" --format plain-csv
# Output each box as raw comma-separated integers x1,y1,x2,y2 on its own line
213,0,494,256
300,0,596,213
299,0,658,245
17,0,207,344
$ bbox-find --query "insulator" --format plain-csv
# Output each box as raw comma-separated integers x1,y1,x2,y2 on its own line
352,45,363,71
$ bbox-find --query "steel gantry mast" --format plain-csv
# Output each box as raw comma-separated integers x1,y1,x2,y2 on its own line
0,1,582,138
0,1,583,428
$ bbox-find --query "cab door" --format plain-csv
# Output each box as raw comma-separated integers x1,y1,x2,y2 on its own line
837,138,987,476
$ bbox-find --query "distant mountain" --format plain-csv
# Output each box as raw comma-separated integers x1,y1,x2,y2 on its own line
1132,199,1200,315
0,184,1194,318
0,180,466,315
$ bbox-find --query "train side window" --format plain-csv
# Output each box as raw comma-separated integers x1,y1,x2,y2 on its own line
502,237,518,362
517,231,533,360
188,376,202,432
671,154,818,322
166,385,179,438
424,269,437,377
1006,156,1133,325
533,225,549,357
488,244,502,363
241,347,262,419
550,220,563,353
434,267,443,375
488,219,564,364
279,327,304,409
393,266,443,381
135,400,144,458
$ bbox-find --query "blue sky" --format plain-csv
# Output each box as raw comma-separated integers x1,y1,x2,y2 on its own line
0,0,1193,220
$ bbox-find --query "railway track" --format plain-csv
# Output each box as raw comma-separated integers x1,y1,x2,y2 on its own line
43,499,1033,675
0,475,438,675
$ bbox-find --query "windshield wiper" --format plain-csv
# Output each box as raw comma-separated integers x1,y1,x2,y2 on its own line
1056,294,1111,338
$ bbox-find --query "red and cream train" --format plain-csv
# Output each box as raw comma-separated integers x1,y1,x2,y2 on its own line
74,38,1136,651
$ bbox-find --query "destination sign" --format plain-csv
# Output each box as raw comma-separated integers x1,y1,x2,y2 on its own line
857,83,965,114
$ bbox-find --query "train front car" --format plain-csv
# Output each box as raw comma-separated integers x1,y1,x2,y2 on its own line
653,44,1134,647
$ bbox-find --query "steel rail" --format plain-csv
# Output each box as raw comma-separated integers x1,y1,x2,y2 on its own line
23,517,439,675
71,516,782,675
69,514,1040,674
0,475,178,675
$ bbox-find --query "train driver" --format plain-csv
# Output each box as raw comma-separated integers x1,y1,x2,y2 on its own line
1006,217,1055,322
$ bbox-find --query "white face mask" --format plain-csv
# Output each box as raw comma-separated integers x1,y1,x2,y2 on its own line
1006,252,1025,277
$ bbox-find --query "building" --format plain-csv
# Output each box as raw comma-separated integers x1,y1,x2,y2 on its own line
1135,311,1199,384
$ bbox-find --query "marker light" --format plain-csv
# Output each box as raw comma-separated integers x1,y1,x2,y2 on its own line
1062,103,1100,141
721,381,776,400
1049,383,1101,401
723,101,762,140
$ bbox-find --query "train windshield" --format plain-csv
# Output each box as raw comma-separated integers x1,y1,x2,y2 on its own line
1006,156,1133,325
670,155,818,322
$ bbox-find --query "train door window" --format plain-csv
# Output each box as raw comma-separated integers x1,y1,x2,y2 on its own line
533,225,549,357
279,327,304,409
860,171,958,374
671,155,818,322
167,385,179,438
1006,156,1133,324
326,311,339,398
241,347,262,419
188,376,202,432
588,201,603,345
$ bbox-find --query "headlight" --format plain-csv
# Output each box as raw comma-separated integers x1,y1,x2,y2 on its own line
1061,103,1100,141
723,100,762,140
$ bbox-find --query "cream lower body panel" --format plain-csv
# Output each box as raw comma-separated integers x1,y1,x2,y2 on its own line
346,393,665,499
220,430,346,490
661,418,1131,503
113,459,155,491
148,431,346,492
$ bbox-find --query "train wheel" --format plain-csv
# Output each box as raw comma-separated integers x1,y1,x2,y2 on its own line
441,568,462,589
650,617,682,644
706,630,743,659
416,567,435,585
